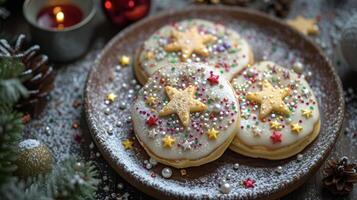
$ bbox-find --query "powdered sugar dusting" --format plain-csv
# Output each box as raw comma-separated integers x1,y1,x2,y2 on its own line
19,139,41,150
85,9,343,199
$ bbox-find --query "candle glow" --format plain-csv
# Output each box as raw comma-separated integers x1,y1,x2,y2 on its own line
37,4,83,30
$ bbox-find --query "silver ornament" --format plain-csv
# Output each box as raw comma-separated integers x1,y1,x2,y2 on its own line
233,163,240,170
297,154,303,162
119,102,127,110
340,14,357,71
292,62,304,74
149,157,158,166
161,167,172,178
145,163,152,170
220,183,232,194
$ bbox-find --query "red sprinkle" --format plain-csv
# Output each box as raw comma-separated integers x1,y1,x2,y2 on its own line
270,131,282,144
243,178,256,188
207,73,219,85
146,116,158,127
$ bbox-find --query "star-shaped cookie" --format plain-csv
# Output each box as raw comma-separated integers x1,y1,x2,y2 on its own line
159,85,207,127
287,16,319,35
164,27,217,61
246,80,291,119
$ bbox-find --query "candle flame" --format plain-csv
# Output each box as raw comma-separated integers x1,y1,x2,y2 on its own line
53,6,64,23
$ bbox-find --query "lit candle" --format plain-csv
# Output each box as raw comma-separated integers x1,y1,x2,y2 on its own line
37,4,83,30
24,0,96,61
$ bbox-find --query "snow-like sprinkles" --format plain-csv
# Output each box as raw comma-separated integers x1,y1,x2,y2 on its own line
85,15,343,199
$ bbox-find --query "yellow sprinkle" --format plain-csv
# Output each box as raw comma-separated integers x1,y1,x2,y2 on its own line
119,55,131,65
122,139,133,150
207,128,219,140
162,135,175,148
107,92,117,103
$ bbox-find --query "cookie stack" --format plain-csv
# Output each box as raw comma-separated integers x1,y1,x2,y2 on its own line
131,19,320,168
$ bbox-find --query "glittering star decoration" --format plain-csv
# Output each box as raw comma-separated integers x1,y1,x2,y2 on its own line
122,139,133,150
291,122,303,134
162,135,175,148
148,128,158,138
287,16,319,35
207,73,219,85
207,128,219,140
243,178,255,188
252,126,262,137
301,108,313,118
246,80,291,119
164,27,217,61
270,131,282,144
270,120,282,131
119,55,131,65
146,116,158,127
182,140,192,151
159,85,207,127
107,92,117,103
146,96,157,107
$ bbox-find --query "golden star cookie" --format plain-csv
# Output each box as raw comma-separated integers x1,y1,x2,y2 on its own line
134,19,254,85
131,62,240,168
230,61,320,160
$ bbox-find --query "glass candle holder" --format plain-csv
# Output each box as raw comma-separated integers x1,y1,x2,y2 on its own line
23,0,96,62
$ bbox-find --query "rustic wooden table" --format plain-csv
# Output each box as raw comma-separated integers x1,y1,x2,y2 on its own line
3,0,356,199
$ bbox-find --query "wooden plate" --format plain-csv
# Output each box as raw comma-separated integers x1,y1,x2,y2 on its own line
84,6,344,199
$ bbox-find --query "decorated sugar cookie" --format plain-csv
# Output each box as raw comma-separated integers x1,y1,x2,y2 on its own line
131,63,240,168
230,61,320,160
134,19,254,85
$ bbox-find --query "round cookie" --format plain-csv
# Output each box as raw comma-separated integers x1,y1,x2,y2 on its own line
131,62,240,168
134,19,254,85
230,61,320,160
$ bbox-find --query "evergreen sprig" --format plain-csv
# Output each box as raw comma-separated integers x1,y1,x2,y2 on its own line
0,57,27,186
0,55,99,199
0,158,99,200
43,158,99,200
0,110,23,186
0,57,28,110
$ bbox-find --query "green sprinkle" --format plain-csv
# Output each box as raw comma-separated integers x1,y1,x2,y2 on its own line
229,48,238,53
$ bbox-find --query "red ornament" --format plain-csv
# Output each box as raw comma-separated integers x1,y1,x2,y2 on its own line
270,131,282,144
243,178,255,188
146,116,158,127
207,73,219,85
102,0,150,27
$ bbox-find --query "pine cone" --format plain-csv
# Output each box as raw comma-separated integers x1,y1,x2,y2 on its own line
322,156,357,195
0,34,54,117
258,0,292,18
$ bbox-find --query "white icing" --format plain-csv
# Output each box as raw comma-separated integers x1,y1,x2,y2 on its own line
232,61,320,149
139,19,251,80
132,63,240,161
19,139,41,150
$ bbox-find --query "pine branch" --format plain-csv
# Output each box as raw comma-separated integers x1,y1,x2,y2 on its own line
0,110,23,186
46,158,100,200
0,177,50,200
0,58,28,106
0,158,99,200
34,158,99,200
